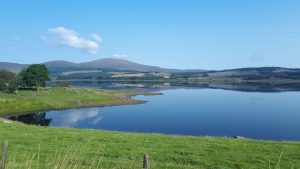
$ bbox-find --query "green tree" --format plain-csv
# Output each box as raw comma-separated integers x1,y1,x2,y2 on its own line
19,64,51,89
0,69,19,93
18,68,27,88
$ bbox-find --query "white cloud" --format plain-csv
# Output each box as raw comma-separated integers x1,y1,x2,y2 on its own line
113,54,128,59
90,33,102,43
91,116,103,125
48,27,100,54
55,108,101,127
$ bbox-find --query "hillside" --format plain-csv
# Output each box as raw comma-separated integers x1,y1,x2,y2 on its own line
1,58,180,73
43,60,78,67
44,58,181,73
80,58,170,72
207,67,300,78
2,59,300,81
0,62,28,73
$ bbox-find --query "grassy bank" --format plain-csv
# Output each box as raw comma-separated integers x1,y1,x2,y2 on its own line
1,120,300,169
0,87,145,116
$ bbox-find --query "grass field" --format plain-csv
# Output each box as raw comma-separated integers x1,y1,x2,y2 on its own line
1,120,300,169
0,87,299,168
0,87,143,116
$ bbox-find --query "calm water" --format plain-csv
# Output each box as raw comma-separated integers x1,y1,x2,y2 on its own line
10,87,300,141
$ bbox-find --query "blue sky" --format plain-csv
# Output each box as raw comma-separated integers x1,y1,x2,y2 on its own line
0,0,300,70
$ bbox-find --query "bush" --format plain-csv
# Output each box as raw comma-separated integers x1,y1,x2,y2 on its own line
0,69,19,93
57,81,69,87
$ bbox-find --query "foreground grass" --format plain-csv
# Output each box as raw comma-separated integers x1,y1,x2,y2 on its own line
1,121,300,169
0,87,142,116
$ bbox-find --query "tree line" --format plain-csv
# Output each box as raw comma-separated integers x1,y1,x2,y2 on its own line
0,64,50,93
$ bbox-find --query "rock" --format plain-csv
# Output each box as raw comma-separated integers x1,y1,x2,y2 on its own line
3,120,12,123
233,136,245,139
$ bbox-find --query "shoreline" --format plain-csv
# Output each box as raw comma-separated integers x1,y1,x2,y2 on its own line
5,92,161,117
53,78,300,84
0,87,161,117
1,117,299,143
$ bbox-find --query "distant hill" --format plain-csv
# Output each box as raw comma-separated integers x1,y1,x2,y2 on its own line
1,58,186,74
43,60,78,68
1,58,300,81
0,62,28,73
207,67,300,78
80,58,167,72
43,58,183,73
169,67,300,81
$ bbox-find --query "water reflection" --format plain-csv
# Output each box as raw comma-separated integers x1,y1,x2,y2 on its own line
46,108,102,127
8,108,103,127
9,113,52,126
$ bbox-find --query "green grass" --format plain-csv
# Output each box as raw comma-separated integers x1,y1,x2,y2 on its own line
0,121,300,169
0,87,141,116
0,87,299,168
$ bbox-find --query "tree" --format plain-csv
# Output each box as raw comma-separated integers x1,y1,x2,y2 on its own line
18,68,27,88
0,69,19,93
19,64,51,89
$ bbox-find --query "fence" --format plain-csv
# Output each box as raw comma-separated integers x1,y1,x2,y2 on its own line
0,141,8,169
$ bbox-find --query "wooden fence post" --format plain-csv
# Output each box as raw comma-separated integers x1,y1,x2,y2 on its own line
0,141,8,169
143,153,149,169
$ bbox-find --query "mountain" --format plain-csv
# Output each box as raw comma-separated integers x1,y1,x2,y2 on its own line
0,62,28,73
81,58,180,72
2,59,300,81
44,60,78,68
44,58,182,73
1,58,184,74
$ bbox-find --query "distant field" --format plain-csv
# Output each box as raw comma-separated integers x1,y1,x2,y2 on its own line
0,87,142,116
1,120,300,169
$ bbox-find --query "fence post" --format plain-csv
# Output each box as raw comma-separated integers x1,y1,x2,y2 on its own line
0,141,8,169
143,153,149,169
